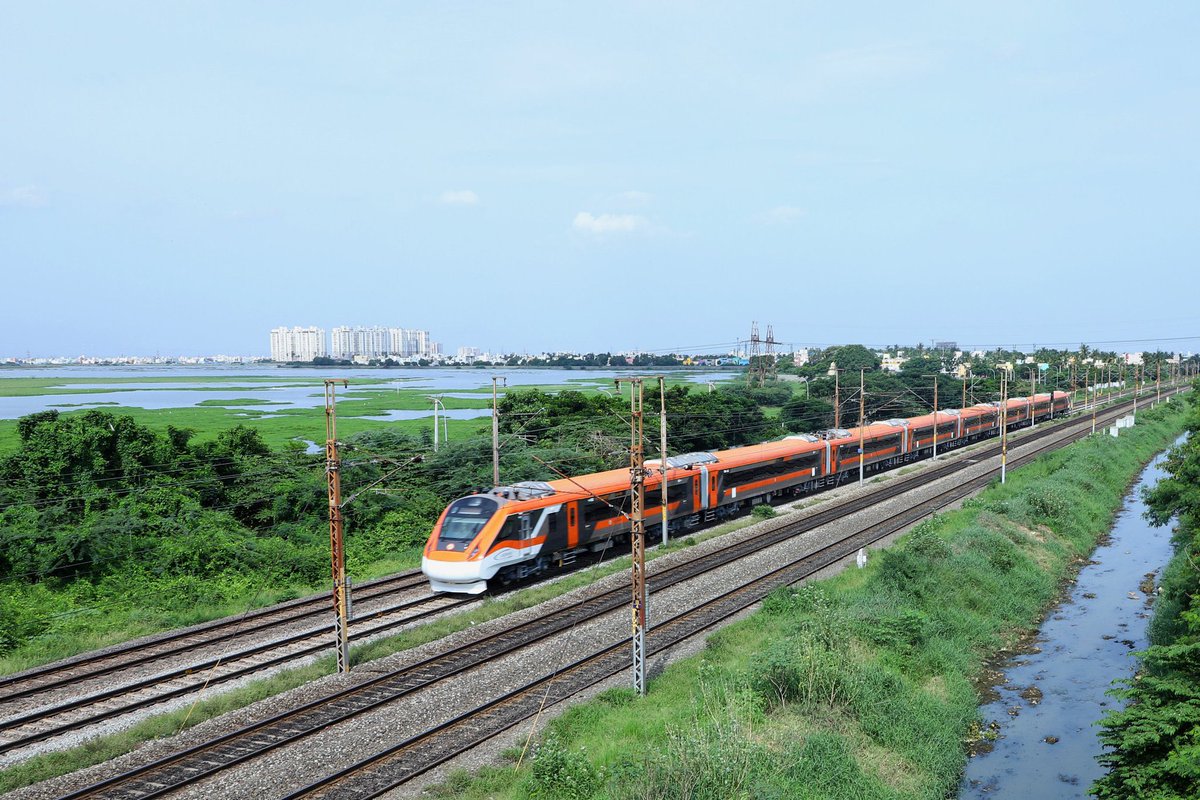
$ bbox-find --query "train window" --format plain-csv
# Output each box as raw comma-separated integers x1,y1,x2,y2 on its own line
641,482,689,506
936,422,956,435
727,453,819,488
584,497,622,526
547,512,558,536
440,496,500,541
911,426,932,439
495,515,521,543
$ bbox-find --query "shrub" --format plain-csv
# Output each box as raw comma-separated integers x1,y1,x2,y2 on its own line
525,734,606,800
751,503,777,519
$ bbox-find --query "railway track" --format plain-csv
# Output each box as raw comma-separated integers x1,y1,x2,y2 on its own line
48,388,1174,800
0,575,474,760
0,570,424,702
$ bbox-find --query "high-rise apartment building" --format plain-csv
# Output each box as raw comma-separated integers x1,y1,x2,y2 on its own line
330,326,440,359
332,326,392,360
269,326,327,362
270,325,440,361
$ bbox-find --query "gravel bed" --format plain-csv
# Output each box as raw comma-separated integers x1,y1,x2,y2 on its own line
7,417,1093,800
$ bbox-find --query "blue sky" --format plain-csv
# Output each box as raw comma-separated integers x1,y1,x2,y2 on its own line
2,3,1197,357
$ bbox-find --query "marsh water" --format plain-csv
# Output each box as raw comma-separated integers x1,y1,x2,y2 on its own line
957,438,1182,798
0,366,734,419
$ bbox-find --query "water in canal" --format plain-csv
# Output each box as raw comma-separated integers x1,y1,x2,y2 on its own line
958,437,1183,798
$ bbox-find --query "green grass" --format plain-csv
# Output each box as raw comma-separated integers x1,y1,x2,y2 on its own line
0,401,492,454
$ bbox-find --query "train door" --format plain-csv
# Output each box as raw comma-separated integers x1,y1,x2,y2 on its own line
566,503,579,547
698,467,710,510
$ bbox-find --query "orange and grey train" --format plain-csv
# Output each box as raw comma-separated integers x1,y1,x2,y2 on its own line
421,391,1071,593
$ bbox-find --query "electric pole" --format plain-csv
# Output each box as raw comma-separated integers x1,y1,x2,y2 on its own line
428,395,447,451
615,377,647,695
1089,369,1097,433
491,376,506,487
858,369,865,485
1157,361,1162,403
834,367,841,429
324,379,351,674
659,376,668,548
1029,368,1037,430
1000,374,1008,484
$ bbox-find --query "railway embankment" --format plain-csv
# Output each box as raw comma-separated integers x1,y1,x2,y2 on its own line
425,397,1190,799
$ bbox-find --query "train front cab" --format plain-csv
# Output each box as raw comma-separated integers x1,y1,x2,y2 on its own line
422,494,503,594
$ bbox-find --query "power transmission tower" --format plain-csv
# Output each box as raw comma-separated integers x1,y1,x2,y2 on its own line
746,322,762,387
615,377,647,695
324,379,351,674
658,376,668,548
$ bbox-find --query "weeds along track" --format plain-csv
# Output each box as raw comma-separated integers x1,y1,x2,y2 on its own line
0,574,472,761
47,389,1172,800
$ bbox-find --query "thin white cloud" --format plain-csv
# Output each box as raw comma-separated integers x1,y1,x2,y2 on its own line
791,42,937,101
0,185,48,208
759,205,806,225
572,211,648,235
438,189,479,206
618,190,652,206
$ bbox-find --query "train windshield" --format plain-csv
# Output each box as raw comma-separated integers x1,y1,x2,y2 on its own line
439,496,500,542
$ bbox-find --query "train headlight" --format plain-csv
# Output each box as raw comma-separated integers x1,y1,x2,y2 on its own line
468,544,481,560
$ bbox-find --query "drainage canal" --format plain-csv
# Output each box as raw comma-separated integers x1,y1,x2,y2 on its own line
958,437,1184,798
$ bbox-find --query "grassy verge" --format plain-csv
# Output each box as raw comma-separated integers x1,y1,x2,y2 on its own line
420,400,1189,799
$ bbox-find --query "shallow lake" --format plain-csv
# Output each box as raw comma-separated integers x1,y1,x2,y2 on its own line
0,366,735,419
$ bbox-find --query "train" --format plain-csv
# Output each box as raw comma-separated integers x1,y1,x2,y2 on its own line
421,390,1071,594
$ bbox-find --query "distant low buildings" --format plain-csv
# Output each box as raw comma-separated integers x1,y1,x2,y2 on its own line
880,353,907,373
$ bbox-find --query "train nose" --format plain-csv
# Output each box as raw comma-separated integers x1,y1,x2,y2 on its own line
421,556,488,594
